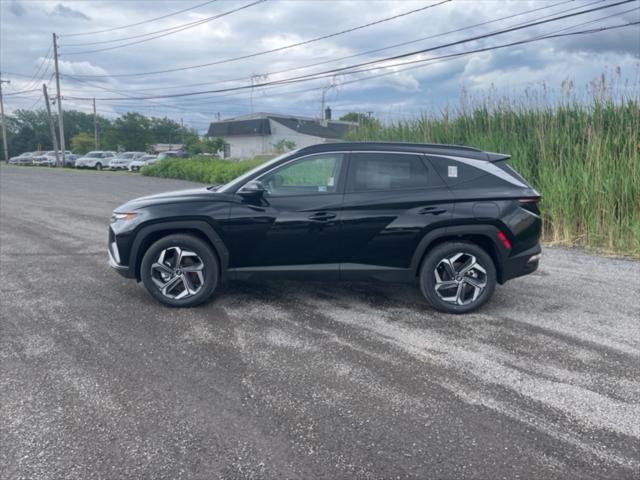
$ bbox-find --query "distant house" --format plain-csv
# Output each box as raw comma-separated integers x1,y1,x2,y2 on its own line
206,109,355,159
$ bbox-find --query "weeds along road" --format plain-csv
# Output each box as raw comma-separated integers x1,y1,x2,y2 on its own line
1,166,638,480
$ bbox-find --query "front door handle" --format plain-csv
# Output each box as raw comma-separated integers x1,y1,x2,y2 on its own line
308,211,337,221
417,206,446,216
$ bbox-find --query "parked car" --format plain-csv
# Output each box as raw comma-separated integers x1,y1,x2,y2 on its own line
156,150,189,160
32,150,73,166
48,153,78,167
109,152,146,170
128,154,158,172
75,151,116,170
108,142,542,313
30,152,52,166
8,152,37,165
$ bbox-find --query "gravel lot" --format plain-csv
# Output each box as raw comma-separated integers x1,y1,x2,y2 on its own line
1,166,639,480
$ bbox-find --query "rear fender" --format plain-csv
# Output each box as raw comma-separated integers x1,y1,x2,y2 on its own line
410,224,509,282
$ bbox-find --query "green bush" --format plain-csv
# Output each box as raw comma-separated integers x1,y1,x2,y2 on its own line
141,156,264,185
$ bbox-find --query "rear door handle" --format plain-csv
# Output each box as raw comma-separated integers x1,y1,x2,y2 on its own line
417,206,446,216
308,211,337,221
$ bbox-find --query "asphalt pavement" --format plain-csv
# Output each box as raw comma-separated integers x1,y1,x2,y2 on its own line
1,166,639,480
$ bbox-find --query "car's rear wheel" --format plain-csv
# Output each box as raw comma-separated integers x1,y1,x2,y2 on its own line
95,162,103,171
140,234,219,307
419,241,496,314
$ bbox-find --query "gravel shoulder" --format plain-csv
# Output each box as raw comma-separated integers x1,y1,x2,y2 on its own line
1,166,638,480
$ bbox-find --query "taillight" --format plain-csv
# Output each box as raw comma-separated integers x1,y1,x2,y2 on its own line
497,231,511,249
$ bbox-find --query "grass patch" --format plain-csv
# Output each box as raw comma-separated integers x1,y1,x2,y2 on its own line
141,156,264,185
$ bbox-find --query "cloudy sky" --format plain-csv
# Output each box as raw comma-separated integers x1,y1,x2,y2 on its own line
1,0,638,132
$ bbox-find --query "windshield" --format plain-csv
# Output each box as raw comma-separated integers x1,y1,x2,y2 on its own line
85,152,102,158
218,150,299,193
119,153,136,159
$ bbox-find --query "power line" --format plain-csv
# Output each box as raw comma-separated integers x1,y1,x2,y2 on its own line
63,0,636,101
62,21,638,110
61,0,219,37
65,0,452,76
60,0,267,56
60,0,577,94
4,88,42,96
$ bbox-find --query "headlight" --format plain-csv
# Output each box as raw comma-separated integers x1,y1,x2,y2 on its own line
111,212,138,222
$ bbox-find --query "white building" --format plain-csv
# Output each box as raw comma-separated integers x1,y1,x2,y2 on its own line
206,111,354,159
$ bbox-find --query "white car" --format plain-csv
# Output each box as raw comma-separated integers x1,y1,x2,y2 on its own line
75,151,116,170
109,152,146,170
32,150,72,166
128,154,158,172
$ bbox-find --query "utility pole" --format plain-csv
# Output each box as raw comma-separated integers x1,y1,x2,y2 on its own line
0,76,10,162
93,97,98,149
180,118,184,145
42,84,60,166
53,33,65,167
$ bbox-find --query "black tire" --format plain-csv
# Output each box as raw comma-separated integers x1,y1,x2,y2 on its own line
95,162,103,171
140,234,219,307
419,241,496,314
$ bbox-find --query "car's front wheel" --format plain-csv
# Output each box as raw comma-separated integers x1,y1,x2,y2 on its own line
95,162,103,171
140,234,219,307
419,242,496,314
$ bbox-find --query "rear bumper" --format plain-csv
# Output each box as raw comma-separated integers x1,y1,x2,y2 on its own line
500,243,541,283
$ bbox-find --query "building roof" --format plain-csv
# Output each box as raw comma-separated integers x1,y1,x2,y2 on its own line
207,118,271,137
207,112,353,140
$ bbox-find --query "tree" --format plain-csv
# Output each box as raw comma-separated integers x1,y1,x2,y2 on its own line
70,132,95,155
110,112,152,151
185,135,224,155
149,117,188,144
339,112,381,128
272,139,296,153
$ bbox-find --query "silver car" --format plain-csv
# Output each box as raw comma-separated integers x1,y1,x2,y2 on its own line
128,154,158,172
109,152,146,170
8,152,37,165
75,151,116,170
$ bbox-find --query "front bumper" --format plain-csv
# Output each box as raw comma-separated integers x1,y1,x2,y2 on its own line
500,243,541,283
108,236,135,279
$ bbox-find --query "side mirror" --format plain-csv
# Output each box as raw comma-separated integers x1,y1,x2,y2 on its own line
238,180,266,200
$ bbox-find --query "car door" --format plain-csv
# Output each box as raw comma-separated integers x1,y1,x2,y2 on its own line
339,151,453,277
225,152,347,279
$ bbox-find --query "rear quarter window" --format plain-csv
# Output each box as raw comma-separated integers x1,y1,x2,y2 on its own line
348,153,430,192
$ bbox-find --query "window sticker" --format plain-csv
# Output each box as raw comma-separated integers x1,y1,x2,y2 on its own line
448,165,458,178
318,186,327,192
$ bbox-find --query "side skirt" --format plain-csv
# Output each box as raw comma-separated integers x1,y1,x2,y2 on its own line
227,263,415,283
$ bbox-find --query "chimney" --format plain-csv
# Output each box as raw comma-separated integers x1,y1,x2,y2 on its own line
324,106,332,121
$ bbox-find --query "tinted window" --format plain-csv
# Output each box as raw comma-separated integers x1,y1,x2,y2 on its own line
349,153,429,192
259,153,344,196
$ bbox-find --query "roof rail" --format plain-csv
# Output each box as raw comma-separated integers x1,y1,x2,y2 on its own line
345,141,484,153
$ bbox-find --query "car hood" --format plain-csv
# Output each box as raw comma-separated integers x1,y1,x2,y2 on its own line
117,187,225,210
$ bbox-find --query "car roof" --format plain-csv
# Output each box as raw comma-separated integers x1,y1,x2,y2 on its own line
295,142,508,162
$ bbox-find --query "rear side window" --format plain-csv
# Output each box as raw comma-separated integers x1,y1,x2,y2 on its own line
349,153,429,192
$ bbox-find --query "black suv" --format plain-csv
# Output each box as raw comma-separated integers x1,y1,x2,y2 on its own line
109,142,541,313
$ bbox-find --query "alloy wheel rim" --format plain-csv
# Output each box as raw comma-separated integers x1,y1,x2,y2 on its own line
434,252,487,306
150,246,205,300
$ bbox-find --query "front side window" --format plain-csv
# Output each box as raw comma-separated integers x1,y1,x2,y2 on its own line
259,153,344,196
349,153,429,192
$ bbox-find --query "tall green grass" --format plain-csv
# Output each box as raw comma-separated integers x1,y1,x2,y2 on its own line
348,96,640,256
